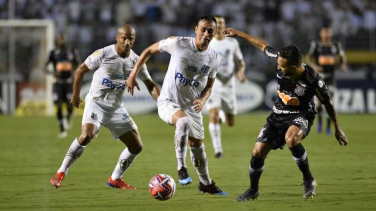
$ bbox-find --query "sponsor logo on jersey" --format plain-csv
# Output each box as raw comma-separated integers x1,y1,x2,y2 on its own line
92,50,100,57
201,65,210,75
91,112,98,120
101,78,126,90
277,90,300,106
294,84,305,96
116,73,124,79
175,72,200,87
318,80,325,88
187,65,197,72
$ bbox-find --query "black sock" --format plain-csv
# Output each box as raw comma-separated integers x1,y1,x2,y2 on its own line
57,106,64,132
249,156,264,191
289,143,314,182
326,117,331,130
67,104,74,123
317,108,322,125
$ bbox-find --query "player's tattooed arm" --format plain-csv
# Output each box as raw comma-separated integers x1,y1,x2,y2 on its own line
223,28,268,51
324,101,348,146
128,42,160,96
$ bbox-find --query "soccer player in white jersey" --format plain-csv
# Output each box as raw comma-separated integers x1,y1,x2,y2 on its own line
206,16,246,158
49,24,160,189
127,16,227,195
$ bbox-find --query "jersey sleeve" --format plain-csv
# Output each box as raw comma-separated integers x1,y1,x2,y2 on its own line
233,39,244,61
314,75,331,104
158,36,179,54
264,46,279,59
84,49,103,71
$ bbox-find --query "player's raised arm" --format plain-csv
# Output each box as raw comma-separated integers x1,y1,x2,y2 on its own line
324,101,348,146
70,63,90,108
223,28,268,52
127,42,160,96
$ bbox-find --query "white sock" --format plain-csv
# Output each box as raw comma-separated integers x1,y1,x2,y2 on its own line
111,148,137,180
175,134,188,170
209,122,222,153
190,144,211,185
175,117,190,170
58,138,85,174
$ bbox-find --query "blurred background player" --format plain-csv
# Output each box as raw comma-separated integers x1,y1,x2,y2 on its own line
206,15,246,158
222,28,348,202
306,25,347,134
45,34,79,138
127,16,228,195
49,24,160,189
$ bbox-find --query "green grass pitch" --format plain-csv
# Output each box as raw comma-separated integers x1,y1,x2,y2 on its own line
0,113,375,211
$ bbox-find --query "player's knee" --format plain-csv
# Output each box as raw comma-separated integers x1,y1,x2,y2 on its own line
285,135,301,148
176,117,190,136
129,142,143,154
252,148,264,158
78,133,95,146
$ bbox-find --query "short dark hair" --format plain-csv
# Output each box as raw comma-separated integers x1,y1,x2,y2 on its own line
280,45,302,66
198,15,217,26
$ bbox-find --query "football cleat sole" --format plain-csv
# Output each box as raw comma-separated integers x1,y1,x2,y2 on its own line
178,177,192,186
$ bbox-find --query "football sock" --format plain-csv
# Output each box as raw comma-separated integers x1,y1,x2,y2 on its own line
249,156,265,191
209,122,222,153
190,144,211,185
111,148,137,180
326,117,331,130
58,138,85,174
175,117,190,170
289,143,314,182
57,106,64,132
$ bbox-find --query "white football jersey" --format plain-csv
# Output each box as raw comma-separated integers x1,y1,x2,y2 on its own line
158,36,220,108
84,45,151,107
209,37,243,79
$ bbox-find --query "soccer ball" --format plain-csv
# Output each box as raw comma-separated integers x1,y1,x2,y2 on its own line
148,174,176,201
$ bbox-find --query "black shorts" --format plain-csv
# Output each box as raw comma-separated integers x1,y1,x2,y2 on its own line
53,83,72,104
256,112,315,150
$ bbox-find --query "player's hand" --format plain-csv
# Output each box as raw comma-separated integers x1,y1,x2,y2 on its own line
126,75,140,96
223,28,239,37
335,128,348,146
193,98,205,113
236,71,247,83
70,95,82,108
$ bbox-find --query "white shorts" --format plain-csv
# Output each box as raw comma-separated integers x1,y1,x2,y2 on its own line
157,99,204,139
206,78,237,114
82,100,138,139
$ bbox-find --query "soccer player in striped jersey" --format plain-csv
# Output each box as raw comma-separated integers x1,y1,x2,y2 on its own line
222,27,348,201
